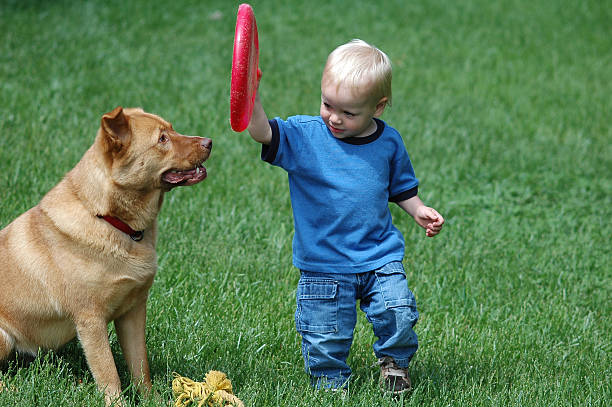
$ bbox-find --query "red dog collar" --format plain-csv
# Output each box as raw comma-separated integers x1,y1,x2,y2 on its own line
97,215,144,241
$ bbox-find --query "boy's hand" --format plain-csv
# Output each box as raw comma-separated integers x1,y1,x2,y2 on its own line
414,206,444,237
396,196,445,237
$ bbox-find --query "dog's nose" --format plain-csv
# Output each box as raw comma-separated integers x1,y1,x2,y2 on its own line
201,138,212,150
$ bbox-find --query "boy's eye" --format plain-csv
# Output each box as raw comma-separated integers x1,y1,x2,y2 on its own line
344,111,356,117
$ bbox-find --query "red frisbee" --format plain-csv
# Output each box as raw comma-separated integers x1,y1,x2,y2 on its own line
230,3,259,132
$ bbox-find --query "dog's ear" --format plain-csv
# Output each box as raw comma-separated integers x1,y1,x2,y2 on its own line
101,106,130,152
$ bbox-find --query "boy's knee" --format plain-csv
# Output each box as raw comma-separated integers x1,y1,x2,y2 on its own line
369,303,419,342
395,303,419,327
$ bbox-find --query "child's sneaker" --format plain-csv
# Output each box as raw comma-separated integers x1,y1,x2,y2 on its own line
378,356,412,394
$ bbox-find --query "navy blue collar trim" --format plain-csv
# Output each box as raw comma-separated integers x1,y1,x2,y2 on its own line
338,118,384,145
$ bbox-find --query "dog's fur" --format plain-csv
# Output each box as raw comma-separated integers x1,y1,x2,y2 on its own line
0,107,212,404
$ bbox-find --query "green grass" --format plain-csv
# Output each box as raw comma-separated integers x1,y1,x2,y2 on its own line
1,0,610,406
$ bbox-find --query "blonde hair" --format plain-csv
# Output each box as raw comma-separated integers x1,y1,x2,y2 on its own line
322,39,392,105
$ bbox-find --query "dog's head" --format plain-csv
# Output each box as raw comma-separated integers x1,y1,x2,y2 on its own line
99,106,212,191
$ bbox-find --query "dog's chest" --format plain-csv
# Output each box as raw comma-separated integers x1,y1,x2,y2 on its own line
107,274,154,319
68,244,157,316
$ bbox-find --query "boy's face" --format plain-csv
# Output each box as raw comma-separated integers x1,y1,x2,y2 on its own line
320,78,387,139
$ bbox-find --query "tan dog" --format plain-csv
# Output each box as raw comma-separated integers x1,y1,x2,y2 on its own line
0,107,212,405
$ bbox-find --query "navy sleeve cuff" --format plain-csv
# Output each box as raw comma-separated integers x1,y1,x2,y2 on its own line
389,185,418,202
261,119,280,163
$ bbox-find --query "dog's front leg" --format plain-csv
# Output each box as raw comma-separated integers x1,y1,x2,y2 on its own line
114,298,153,396
76,317,123,406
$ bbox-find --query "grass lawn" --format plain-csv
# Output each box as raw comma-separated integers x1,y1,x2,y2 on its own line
0,0,610,406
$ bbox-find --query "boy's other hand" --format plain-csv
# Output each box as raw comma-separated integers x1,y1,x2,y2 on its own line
414,206,444,237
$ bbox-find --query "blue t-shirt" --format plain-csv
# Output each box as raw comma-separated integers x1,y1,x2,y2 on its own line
262,115,418,274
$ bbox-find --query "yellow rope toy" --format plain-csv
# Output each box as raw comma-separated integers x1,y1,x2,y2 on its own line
172,371,244,407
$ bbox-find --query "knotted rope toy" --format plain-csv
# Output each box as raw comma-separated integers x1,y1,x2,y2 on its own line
172,371,244,407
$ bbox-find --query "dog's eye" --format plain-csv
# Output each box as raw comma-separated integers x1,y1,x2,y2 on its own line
159,134,168,143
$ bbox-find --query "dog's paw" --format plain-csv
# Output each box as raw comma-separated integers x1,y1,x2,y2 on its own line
105,394,128,407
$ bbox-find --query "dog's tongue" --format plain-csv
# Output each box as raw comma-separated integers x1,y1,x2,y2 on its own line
162,166,207,186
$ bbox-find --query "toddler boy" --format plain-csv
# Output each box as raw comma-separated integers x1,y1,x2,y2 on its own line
247,39,444,393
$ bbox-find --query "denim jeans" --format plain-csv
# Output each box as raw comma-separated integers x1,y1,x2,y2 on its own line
295,261,419,389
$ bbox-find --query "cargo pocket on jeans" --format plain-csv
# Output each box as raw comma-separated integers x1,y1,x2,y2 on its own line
374,262,416,309
295,278,338,334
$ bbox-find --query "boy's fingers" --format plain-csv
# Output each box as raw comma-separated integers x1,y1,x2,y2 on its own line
431,210,444,225
430,208,442,220
420,207,444,235
422,207,435,219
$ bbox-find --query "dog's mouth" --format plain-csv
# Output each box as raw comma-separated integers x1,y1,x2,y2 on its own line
161,163,207,187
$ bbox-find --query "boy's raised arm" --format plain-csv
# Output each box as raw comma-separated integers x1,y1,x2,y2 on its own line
247,90,272,145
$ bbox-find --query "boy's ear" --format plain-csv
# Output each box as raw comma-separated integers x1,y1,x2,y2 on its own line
374,97,388,117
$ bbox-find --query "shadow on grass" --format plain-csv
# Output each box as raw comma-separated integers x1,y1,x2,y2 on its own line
1,339,88,378
0,352,36,373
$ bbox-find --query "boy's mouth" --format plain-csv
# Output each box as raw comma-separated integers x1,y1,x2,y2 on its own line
328,124,345,134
